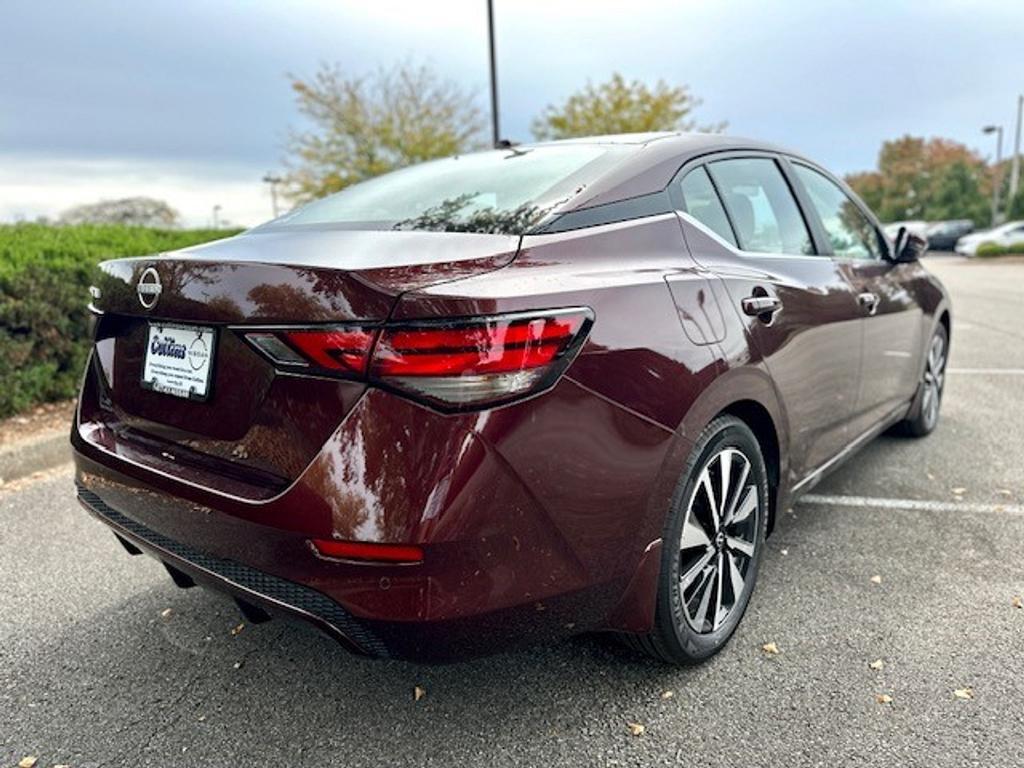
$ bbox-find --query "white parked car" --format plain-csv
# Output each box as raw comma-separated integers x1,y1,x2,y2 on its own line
954,221,1024,256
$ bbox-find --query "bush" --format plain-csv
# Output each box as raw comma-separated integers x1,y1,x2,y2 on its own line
975,241,1024,258
0,224,240,418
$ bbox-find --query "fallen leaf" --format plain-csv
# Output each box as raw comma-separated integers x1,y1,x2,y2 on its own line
780,548,789,556
627,722,645,736
997,488,1013,497
869,659,885,670
951,487,966,495
660,690,674,699
875,694,893,705
53,765,71,768
160,608,173,619
926,471,935,481
870,575,883,585
230,623,245,636
18,757,37,768
233,660,244,670
761,642,779,655
953,687,974,700
414,685,426,702
1012,596,1023,609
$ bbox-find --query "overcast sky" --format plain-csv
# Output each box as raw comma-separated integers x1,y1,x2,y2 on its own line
2,0,1022,227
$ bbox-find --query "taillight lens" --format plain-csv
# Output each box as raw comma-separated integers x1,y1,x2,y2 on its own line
282,328,375,375
245,327,376,376
242,308,592,411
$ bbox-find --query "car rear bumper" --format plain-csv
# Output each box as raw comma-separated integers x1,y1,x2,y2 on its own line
71,393,676,660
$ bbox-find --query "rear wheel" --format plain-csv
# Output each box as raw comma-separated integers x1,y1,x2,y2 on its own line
896,323,948,437
626,416,769,665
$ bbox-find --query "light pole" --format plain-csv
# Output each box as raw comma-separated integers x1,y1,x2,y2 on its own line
262,173,283,218
983,125,1004,226
212,204,222,229
1008,95,1022,218
487,0,500,147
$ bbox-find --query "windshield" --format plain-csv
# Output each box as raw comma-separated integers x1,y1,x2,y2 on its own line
264,145,628,235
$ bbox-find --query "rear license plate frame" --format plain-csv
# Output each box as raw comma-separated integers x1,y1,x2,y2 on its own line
140,322,218,402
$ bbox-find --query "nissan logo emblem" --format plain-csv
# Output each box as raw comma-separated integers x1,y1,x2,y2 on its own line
137,267,162,309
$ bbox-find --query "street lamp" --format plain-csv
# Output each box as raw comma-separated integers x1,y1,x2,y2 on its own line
1009,95,1023,218
212,204,222,229
487,0,500,147
983,124,1004,226
262,173,283,218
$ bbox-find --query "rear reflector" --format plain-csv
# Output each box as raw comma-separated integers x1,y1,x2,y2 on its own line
310,538,424,563
242,308,593,411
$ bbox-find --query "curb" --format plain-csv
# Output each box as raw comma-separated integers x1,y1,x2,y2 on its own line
0,430,71,484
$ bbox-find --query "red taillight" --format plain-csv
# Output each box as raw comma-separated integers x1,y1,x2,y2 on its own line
310,538,424,564
282,328,376,375
242,308,592,411
372,315,583,377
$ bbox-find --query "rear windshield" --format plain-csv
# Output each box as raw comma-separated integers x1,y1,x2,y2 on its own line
265,145,628,235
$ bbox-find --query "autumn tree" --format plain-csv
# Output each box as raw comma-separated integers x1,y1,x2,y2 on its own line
531,73,724,141
846,136,992,225
283,62,486,203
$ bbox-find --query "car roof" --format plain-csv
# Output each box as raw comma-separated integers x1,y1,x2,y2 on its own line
523,132,811,212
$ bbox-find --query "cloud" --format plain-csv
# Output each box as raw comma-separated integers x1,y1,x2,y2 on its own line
2,0,1023,226
0,154,275,228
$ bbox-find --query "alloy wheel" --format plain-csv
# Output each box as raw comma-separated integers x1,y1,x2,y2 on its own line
921,332,946,430
678,447,760,634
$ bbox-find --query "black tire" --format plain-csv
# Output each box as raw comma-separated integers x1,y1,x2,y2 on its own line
895,323,948,438
625,415,769,665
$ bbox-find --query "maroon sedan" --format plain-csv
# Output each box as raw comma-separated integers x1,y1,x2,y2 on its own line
73,133,949,664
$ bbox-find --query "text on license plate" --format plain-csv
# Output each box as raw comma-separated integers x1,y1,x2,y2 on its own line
141,323,217,401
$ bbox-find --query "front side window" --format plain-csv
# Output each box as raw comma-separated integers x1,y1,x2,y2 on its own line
707,158,814,256
677,166,737,246
793,164,882,260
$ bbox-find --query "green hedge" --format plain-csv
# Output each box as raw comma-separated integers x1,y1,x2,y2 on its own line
0,224,240,418
975,241,1024,258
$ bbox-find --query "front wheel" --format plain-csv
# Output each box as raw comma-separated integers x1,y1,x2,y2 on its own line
625,415,769,665
896,323,948,437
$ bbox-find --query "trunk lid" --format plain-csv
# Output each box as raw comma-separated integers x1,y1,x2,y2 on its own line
84,228,518,497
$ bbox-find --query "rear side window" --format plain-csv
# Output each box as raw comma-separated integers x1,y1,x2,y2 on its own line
677,167,737,246
792,164,882,260
707,158,813,256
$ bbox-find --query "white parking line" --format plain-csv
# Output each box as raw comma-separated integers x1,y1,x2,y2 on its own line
947,368,1024,375
800,493,1024,516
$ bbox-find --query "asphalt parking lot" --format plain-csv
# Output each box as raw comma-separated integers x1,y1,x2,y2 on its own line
2,255,1021,768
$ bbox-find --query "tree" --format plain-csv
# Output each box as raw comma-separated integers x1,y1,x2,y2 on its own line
531,73,724,141
283,62,486,203
58,197,180,228
845,171,884,214
846,136,991,225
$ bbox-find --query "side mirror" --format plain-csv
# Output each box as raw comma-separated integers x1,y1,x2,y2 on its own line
891,226,928,263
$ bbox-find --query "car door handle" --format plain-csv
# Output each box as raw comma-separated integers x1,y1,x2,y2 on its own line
741,295,782,317
858,292,879,315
